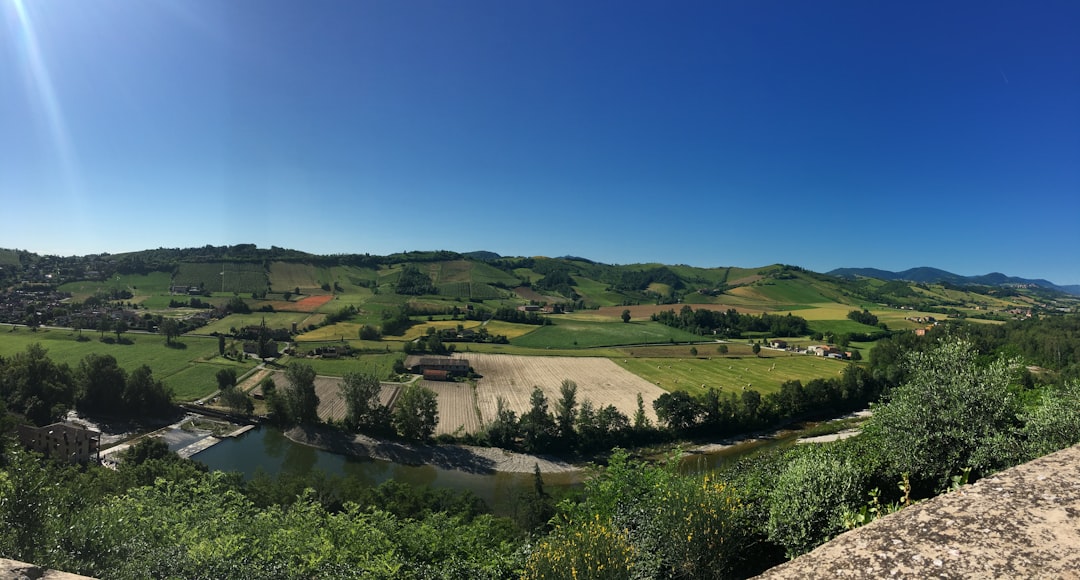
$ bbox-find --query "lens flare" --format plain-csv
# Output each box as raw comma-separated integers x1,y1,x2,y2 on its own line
8,0,83,203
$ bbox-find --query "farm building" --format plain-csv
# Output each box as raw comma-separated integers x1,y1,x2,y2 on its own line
405,355,470,377
18,422,101,464
423,369,451,381
769,340,788,349
806,345,841,357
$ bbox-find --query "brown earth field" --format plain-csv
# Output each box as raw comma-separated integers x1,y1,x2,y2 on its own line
593,303,764,319
420,379,483,437
263,294,334,313
514,286,564,303
260,352,668,435
459,353,667,427
261,372,401,424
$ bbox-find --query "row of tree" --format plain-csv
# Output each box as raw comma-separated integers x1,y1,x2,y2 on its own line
5,338,1078,578
0,344,174,425
652,305,811,337
263,364,441,441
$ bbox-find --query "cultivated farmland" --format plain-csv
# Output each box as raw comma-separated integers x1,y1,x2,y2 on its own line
463,353,667,426
421,380,483,436
262,371,401,424
174,262,267,294
616,353,848,398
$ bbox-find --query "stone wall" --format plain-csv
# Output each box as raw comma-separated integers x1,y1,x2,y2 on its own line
756,444,1080,578
0,559,96,580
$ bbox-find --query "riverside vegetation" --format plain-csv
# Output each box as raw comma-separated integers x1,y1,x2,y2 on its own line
2,246,1080,578
3,324,1080,578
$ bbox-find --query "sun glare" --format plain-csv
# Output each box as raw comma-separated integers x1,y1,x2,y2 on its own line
8,0,83,201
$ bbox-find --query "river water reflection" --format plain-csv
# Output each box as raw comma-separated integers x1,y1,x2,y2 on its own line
195,423,834,515
193,427,585,515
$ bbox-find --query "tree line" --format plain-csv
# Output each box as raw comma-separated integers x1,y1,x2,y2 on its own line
0,344,174,426
652,305,810,338
4,337,1079,578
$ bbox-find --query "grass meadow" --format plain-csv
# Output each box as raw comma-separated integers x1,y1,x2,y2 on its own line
511,319,708,349
199,312,316,334
174,262,266,294
0,325,253,401
59,272,174,301
616,353,850,397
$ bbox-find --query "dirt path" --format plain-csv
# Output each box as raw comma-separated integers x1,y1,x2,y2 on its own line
284,425,580,475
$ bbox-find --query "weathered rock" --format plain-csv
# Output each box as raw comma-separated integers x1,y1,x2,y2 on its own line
0,559,96,580
756,444,1080,579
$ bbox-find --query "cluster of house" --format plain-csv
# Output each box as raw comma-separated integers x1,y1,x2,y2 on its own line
404,355,471,381
169,285,205,295
0,287,69,325
767,340,855,360
516,304,567,314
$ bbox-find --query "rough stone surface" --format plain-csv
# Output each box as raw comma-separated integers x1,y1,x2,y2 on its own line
0,559,96,579
756,444,1080,579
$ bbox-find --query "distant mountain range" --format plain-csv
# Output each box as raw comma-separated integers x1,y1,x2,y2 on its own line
827,267,1080,296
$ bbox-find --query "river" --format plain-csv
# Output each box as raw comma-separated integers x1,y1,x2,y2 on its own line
194,421,848,514
193,427,585,514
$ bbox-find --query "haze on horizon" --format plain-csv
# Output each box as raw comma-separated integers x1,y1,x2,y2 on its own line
2,1,1078,284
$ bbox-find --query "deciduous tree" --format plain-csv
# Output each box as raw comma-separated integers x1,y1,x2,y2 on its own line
284,362,320,425
393,384,438,440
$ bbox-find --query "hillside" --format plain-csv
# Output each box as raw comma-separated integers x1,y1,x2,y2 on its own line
829,266,1080,296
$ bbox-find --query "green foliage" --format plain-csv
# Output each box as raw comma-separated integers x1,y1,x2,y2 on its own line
520,387,556,453
484,396,520,449
283,362,320,425
766,444,867,558
549,450,753,579
554,379,578,445
841,474,914,532
847,309,879,326
0,343,74,425
393,384,438,440
652,306,809,338
522,516,635,580
216,367,238,389
1021,380,1080,459
864,338,1021,492
340,372,390,433
219,386,254,416
395,265,437,296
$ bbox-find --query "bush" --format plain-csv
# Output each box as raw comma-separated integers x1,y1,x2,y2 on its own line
863,338,1021,492
766,444,867,558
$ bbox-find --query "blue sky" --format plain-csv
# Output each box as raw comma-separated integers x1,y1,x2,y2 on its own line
2,1,1078,283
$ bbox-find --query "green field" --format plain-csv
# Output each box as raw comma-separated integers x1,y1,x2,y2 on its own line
436,281,505,300
570,276,625,307
512,319,708,349
297,352,405,379
174,262,267,294
733,278,838,305
617,353,849,397
268,262,335,292
807,319,883,336
0,325,253,401
199,312,316,334
59,272,173,301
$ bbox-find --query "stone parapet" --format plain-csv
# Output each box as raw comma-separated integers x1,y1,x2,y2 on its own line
756,444,1080,579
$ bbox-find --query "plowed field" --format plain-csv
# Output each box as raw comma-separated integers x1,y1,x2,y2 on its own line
420,380,482,436
262,372,401,423
462,353,667,425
